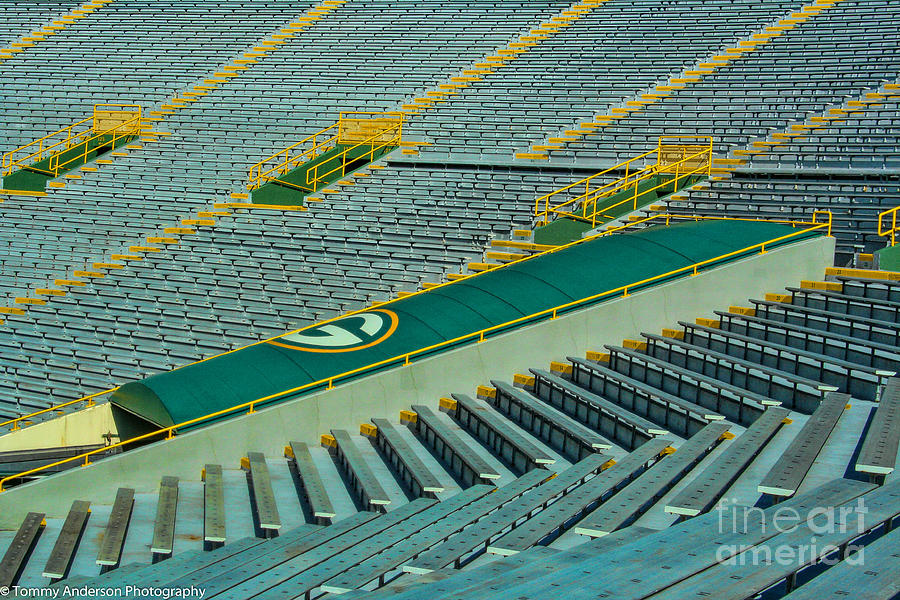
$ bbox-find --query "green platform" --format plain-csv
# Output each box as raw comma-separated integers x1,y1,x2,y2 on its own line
109,219,822,430
534,173,704,246
2,133,136,192
877,243,900,271
251,142,396,206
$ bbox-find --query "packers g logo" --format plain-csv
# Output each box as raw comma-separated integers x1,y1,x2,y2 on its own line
268,309,399,353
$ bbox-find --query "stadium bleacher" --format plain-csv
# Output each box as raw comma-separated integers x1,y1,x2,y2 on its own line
0,0,584,413
1,266,898,594
0,0,85,49
1,0,897,417
0,0,899,598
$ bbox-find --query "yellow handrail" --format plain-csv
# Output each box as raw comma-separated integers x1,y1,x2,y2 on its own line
878,205,899,246
0,388,118,432
304,122,402,191
0,213,831,492
247,112,405,191
533,147,659,219
581,147,713,228
2,104,141,177
534,136,714,226
2,116,93,176
248,123,340,189
42,116,142,177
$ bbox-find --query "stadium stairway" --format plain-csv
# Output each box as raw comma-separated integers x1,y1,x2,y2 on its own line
0,269,897,596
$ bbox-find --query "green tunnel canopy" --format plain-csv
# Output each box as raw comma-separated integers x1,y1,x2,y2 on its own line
110,219,820,428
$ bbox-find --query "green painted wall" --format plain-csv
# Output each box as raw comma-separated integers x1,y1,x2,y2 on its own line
877,243,900,272
110,219,822,429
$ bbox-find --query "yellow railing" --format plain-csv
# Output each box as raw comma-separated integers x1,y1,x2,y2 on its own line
2,116,91,176
534,136,713,227
248,123,340,190
0,212,831,492
0,388,118,433
1,104,142,177
247,112,404,191
878,205,899,246
304,121,402,191
580,146,712,228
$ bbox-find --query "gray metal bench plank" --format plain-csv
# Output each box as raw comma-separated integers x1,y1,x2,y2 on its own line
164,513,376,594
84,551,199,590
370,419,444,496
70,562,150,591
0,512,45,587
642,331,826,412
450,393,555,471
129,539,264,588
488,439,671,555
409,405,501,483
856,377,900,475
666,407,790,516
403,525,658,600
779,526,900,600
230,498,449,600
573,423,730,538
43,500,90,579
49,574,92,589
652,479,900,600
787,286,900,321
97,488,134,566
492,380,612,459
752,297,900,338
319,484,495,594
203,464,226,542
287,442,336,519
334,547,563,600
758,393,849,497
570,357,726,432
607,344,773,422
331,429,392,509
710,305,900,372
151,476,178,555
464,480,877,600
245,452,281,530
690,317,891,402
405,461,604,574
531,369,668,447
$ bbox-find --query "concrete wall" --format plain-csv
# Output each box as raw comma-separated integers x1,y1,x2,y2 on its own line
0,403,115,453
0,235,835,527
